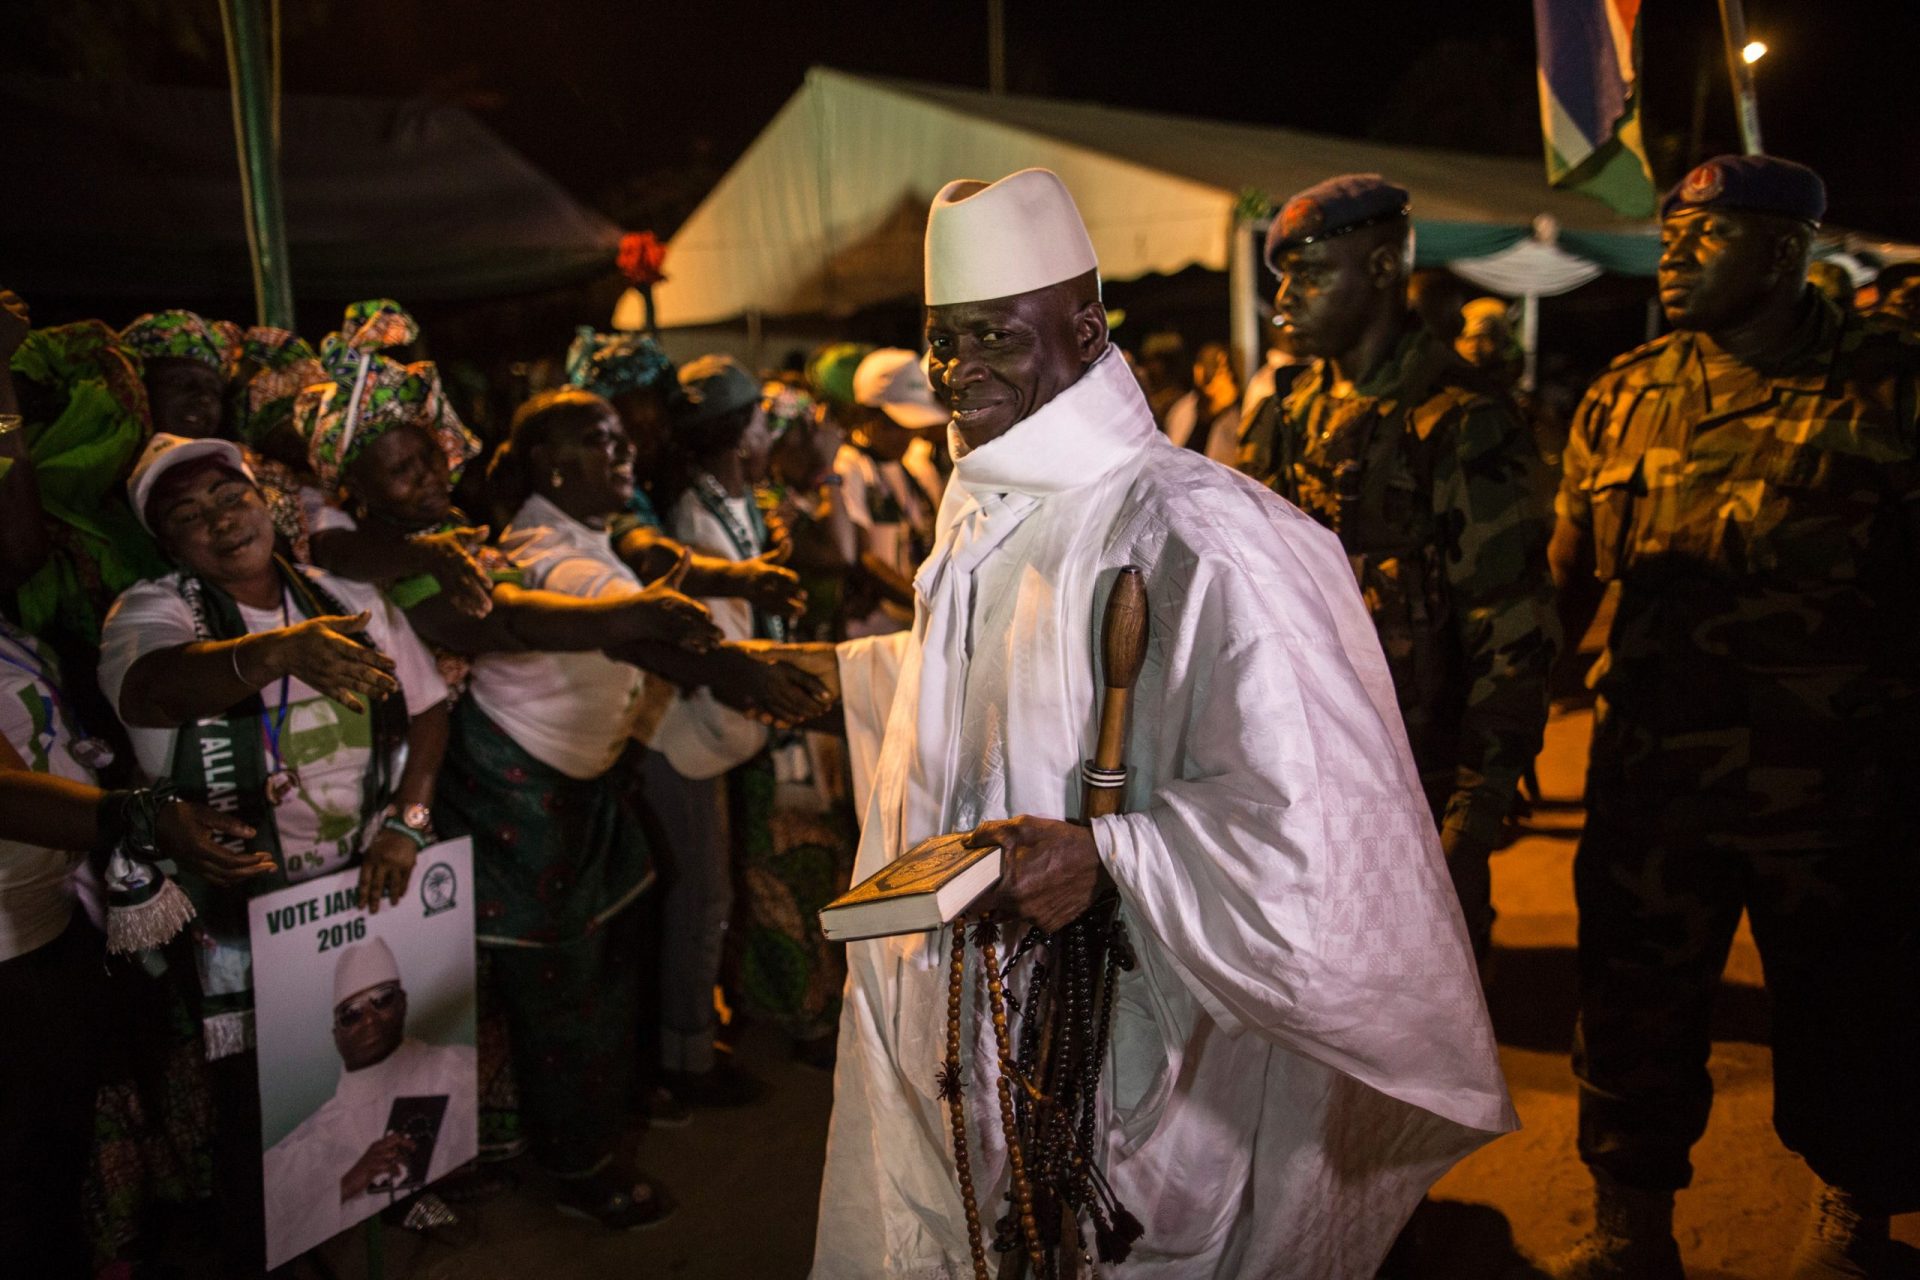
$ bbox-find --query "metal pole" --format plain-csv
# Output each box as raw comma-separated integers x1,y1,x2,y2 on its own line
1715,0,1764,155
1228,218,1259,400
1686,48,1712,168
987,0,1007,95
219,0,295,328
1520,293,1540,395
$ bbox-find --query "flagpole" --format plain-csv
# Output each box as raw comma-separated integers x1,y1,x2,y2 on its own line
218,0,295,328
1715,0,1765,155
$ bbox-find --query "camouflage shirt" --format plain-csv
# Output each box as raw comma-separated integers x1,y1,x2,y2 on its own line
1558,294,1920,845
1245,320,1559,852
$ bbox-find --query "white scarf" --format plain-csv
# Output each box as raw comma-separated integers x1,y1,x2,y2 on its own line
869,345,1157,874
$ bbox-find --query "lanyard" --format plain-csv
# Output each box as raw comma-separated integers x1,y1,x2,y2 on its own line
693,474,787,643
693,471,765,561
258,589,294,776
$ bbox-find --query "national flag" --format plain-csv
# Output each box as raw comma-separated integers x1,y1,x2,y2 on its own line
1532,0,1657,217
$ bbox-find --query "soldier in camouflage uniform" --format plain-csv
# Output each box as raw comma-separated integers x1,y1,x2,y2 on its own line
1247,174,1559,963
1548,156,1920,1280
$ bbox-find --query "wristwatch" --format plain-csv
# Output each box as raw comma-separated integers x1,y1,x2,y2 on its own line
381,802,434,850
0,414,23,436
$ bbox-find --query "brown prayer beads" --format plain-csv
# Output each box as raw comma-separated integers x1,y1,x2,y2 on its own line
945,917,990,1280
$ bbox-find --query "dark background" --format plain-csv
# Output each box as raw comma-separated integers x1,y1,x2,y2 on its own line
4,0,1910,423
7,0,1917,242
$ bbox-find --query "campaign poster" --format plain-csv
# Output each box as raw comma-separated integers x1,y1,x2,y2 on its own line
248,838,478,1269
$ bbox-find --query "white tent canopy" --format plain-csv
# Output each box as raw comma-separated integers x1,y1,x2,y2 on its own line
655,67,1655,329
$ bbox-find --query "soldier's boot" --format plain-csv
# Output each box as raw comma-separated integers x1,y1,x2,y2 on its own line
1544,1173,1685,1280
1786,1181,1889,1279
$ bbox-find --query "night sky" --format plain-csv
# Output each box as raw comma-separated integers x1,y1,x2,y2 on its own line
9,0,1919,242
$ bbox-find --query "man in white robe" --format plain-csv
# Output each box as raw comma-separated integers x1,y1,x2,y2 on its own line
262,939,475,1263
808,168,1516,1279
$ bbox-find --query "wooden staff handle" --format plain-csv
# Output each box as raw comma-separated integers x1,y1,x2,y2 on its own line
1084,566,1147,822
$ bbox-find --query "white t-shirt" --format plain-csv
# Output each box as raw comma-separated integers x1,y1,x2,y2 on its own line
465,494,646,781
0,624,93,960
98,570,448,885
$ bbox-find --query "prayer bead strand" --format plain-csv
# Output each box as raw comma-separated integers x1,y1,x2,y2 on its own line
980,927,1046,1276
943,918,991,1280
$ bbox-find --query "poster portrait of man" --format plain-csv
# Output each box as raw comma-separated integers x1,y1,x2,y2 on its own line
250,839,477,1268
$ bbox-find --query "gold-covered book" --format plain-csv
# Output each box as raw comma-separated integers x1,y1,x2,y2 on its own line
818,832,1002,942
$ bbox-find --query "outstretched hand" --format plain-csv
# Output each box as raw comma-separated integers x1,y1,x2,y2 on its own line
630,547,722,652
736,541,807,619
413,526,494,619
710,645,834,728
966,815,1108,934
264,612,398,713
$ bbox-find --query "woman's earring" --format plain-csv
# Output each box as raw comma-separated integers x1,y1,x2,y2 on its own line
550,468,564,489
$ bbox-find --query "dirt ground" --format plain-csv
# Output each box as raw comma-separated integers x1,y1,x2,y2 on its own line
294,699,1919,1280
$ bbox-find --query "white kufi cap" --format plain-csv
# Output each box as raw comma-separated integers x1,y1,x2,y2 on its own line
333,937,402,1006
924,168,1099,306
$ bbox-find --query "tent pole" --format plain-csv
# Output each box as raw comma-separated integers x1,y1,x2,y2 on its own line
1228,218,1259,400
1715,0,1764,155
1520,293,1540,395
218,0,294,328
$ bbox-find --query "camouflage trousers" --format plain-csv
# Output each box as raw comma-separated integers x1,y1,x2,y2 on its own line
1572,753,1920,1207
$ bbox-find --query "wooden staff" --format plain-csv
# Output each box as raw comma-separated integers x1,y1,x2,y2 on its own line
1083,566,1150,822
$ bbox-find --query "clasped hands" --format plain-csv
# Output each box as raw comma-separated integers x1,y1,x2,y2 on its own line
962,815,1112,935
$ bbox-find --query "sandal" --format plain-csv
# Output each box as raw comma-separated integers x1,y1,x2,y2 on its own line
555,1168,676,1232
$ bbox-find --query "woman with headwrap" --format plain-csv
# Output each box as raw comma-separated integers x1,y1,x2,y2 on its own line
0,294,169,747
97,434,451,1277
118,309,229,441
564,327,806,623
298,300,499,619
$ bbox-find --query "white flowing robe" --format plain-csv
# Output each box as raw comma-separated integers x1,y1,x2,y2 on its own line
813,348,1515,1279
262,1037,476,1265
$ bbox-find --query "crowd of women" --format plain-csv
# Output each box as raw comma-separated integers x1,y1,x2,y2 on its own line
0,287,950,1278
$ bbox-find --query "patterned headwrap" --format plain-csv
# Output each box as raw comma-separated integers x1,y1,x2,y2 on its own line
292,300,478,492
213,322,326,447
564,326,676,400
761,380,817,444
119,309,226,373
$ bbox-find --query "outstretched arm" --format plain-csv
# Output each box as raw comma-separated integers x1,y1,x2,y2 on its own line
308,523,495,619
615,524,805,618
117,611,399,729
0,736,273,884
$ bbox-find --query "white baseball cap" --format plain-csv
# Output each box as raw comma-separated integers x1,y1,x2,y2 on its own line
333,937,402,1006
924,168,1099,307
127,433,256,535
852,348,948,429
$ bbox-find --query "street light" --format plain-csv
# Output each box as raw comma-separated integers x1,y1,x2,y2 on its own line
1742,40,1768,64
